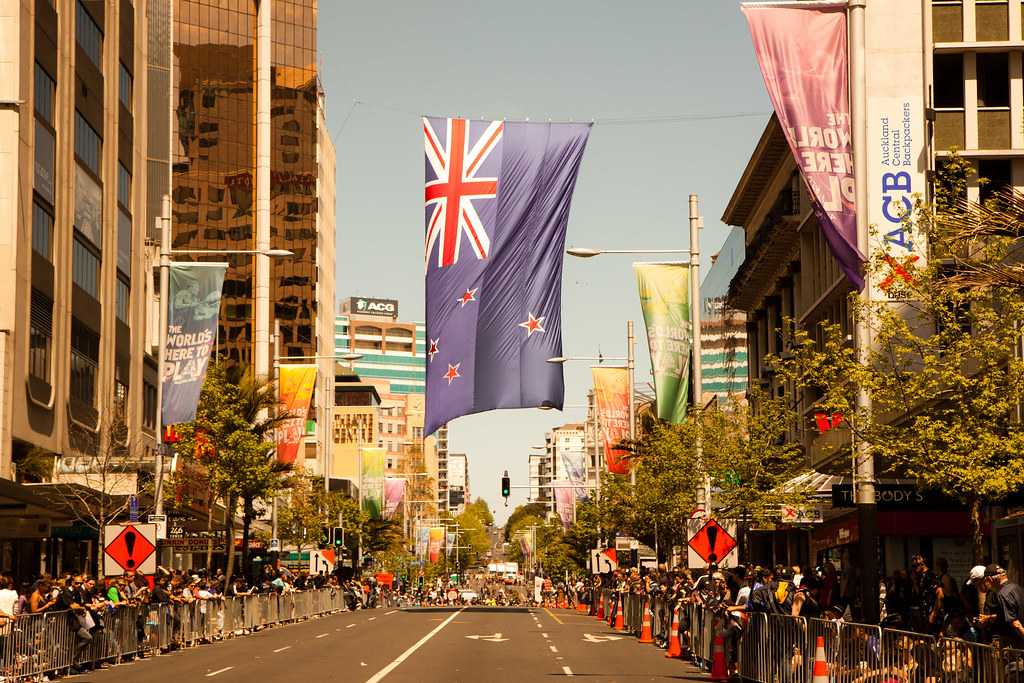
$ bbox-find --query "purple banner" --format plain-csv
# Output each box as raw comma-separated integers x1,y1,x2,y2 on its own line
383,477,406,520
742,2,864,289
553,480,575,528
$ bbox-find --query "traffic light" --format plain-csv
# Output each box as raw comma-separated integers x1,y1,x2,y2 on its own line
319,526,331,547
501,470,510,504
333,526,344,547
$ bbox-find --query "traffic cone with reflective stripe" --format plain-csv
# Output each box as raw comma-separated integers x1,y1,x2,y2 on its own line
812,635,829,683
710,633,728,680
664,604,682,658
613,594,625,631
638,599,654,644
596,594,605,620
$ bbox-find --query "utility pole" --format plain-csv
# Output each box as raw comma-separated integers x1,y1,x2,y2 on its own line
849,0,879,624
627,320,636,487
689,194,709,518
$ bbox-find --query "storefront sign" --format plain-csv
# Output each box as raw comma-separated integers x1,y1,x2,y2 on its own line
811,517,859,555
831,483,962,510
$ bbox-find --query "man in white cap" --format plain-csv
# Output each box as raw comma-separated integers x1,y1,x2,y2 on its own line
962,565,994,640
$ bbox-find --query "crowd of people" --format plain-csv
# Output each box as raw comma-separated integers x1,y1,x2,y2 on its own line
0,565,393,678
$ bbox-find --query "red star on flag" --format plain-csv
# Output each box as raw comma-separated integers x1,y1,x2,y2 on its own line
428,339,439,362
444,363,461,385
457,288,478,307
518,312,545,337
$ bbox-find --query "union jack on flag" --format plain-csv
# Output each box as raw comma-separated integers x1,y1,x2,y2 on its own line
423,118,504,269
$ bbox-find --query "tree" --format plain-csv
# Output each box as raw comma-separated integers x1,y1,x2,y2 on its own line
173,362,293,584
773,154,1024,562
46,412,154,577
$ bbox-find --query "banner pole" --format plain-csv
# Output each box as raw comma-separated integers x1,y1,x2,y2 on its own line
689,194,708,520
154,195,171,526
627,320,636,487
849,0,879,623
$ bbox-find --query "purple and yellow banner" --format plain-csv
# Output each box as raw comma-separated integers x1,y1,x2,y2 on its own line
161,262,228,426
383,477,406,520
277,364,317,464
592,366,632,475
361,447,385,519
635,263,691,423
742,2,863,289
553,481,575,528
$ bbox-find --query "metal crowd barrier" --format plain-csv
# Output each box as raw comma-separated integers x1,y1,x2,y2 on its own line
0,588,347,682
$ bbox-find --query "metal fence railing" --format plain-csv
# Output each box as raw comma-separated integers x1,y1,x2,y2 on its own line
0,588,348,682
583,596,1024,683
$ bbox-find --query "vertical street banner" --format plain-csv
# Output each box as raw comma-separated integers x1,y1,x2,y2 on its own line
553,481,575,528
560,449,589,501
423,118,592,436
741,2,863,290
446,531,457,557
383,477,406,520
415,526,429,560
361,447,385,519
592,366,632,475
161,262,228,425
634,262,692,423
428,526,444,564
277,364,317,464
864,2,927,301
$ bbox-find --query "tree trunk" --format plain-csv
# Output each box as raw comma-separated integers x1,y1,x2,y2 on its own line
241,496,253,581
205,491,215,570
224,494,237,587
970,495,985,565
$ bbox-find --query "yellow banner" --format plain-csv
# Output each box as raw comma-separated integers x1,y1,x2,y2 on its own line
277,365,317,464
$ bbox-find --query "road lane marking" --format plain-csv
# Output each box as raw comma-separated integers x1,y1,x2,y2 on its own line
386,610,397,615
347,624,356,629
272,646,291,653
562,666,573,676
544,608,563,625
316,633,329,639
549,645,558,653
206,667,234,677
365,609,464,683
369,616,377,621
542,633,548,638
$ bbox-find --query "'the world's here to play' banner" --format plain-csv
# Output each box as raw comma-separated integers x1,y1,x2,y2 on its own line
635,262,692,424
592,366,632,475
161,263,227,426
277,365,317,464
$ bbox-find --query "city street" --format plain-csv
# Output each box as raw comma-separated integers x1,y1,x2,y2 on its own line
78,607,703,682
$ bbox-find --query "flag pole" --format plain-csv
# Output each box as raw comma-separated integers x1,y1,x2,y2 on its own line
627,321,636,487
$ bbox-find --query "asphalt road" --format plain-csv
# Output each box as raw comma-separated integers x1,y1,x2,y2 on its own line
78,606,707,682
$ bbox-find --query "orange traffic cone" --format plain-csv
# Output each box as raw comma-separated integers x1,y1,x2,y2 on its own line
613,594,625,631
710,634,728,681
665,605,682,658
577,600,587,613
596,595,604,620
811,635,829,683
638,599,654,644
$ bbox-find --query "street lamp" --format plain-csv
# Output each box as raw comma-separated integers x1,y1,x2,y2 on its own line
565,193,709,517
153,198,296,531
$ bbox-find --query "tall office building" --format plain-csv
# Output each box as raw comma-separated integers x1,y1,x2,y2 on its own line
0,0,161,577
700,228,747,405
447,452,468,514
169,0,335,471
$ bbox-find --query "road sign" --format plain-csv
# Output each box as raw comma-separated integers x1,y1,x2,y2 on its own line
687,518,737,567
465,633,508,642
269,538,281,552
147,514,167,540
310,549,335,575
129,495,139,522
103,523,157,576
590,548,618,574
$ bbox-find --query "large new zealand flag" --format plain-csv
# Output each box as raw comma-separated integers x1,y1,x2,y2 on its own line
423,117,591,436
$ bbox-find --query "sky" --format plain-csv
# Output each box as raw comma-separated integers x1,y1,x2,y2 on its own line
318,1,770,525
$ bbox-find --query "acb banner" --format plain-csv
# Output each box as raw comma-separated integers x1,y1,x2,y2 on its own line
277,365,317,464
162,263,228,426
634,262,691,423
592,366,632,475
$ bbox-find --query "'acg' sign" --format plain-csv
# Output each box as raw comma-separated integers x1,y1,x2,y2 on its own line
349,297,398,319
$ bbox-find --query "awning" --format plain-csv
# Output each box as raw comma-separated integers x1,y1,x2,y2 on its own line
0,478,73,539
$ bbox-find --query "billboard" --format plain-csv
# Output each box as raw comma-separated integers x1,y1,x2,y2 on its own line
330,406,377,481
346,296,399,320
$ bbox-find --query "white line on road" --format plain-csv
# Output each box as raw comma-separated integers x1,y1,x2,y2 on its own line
365,609,464,683
549,645,558,653
206,667,234,677
562,666,573,676
542,633,548,638
316,633,329,639
272,646,291,653
369,616,377,621
347,624,356,629
386,610,397,615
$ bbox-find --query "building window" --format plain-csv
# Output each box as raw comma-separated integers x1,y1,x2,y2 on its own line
933,54,965,108
70,318,99,407
74,111,102,177
29,289,52,381
34,63,54,125
116,275,129,323
117,163,131,209
72,235,100,298
76,1,103,68
143,381,157,429
32,200,52,260
979,159,1012,203
977,52,1010,108
114,380,128,417
118,61,132,110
